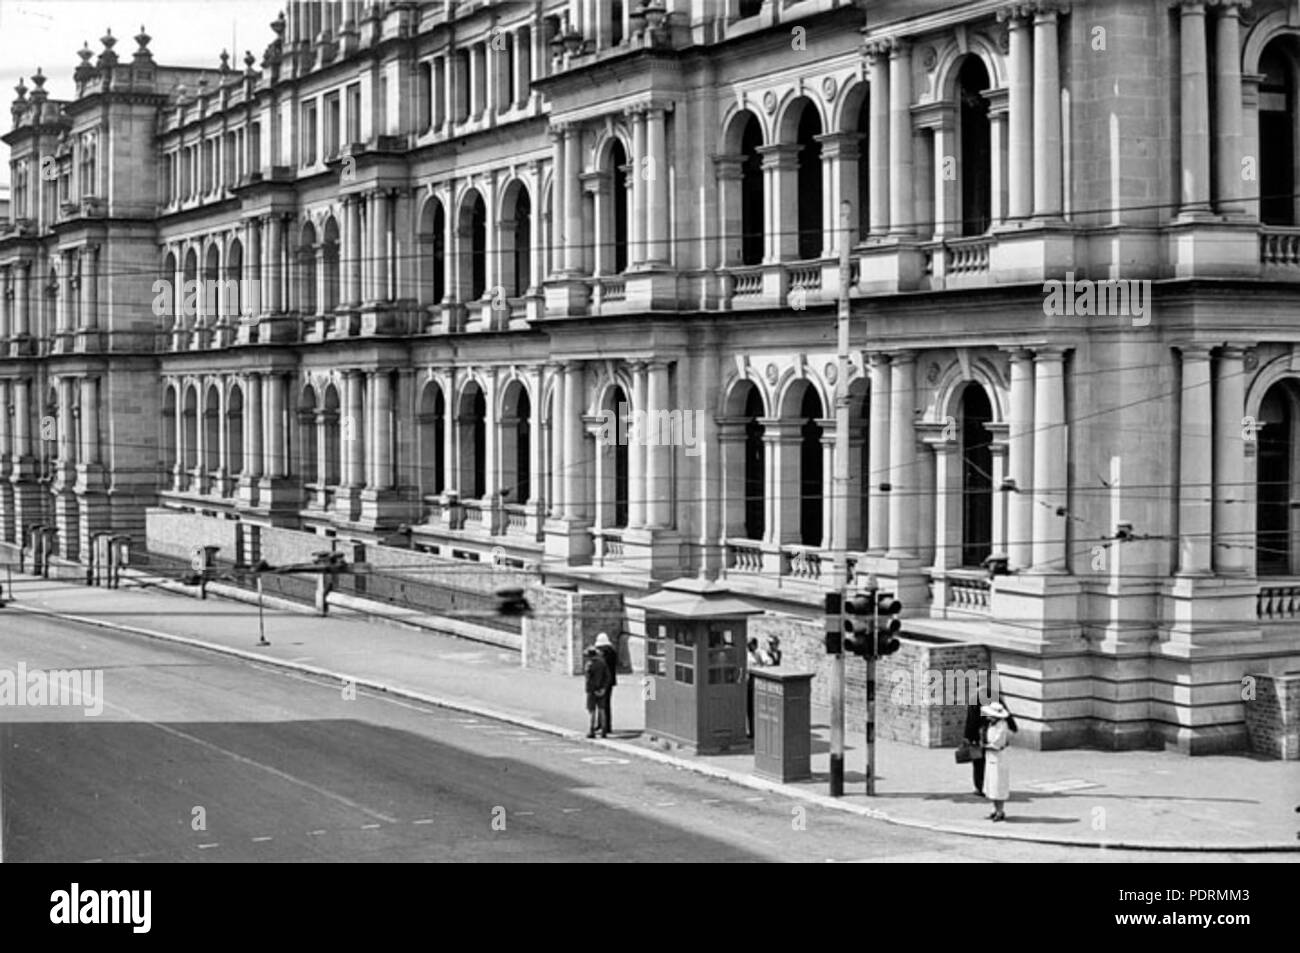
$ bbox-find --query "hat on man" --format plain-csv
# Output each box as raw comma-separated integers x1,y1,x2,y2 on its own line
980,701,1011,720
594,633,612,648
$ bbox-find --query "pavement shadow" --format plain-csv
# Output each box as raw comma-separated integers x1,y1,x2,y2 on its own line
0,717,769,863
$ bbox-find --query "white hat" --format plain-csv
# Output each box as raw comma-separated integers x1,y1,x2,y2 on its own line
594,633,612,648
981,701,1010,720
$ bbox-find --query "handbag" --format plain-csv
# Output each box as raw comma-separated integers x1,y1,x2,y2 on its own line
954,740,984,764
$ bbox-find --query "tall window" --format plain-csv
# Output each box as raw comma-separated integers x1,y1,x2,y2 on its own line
346,84,362,143
302,101,318,166
1257,383,1295,575
794,102,823,260
325,92,341,158
1260,41,1296,226
740,113,764,265
960,385,994,567
958,57,992,236
608,141,630,273
744,387,765,540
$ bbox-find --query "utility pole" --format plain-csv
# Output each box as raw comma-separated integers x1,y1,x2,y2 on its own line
864,574,878,797
826,199,854,798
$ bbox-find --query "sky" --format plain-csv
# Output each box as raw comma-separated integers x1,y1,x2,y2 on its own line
0,0,286,191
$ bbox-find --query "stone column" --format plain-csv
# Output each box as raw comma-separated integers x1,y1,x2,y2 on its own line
266,216,283,312
59,252,74,340
1176,1,1212,215
817,132,860,254
346,369,365,487
646,107,669,266
372,189,390,301
929,110,958,237
867,353,891,552
759,144,801,261
13,377,31,459
80,245,98,331
15,264,29,339
243,373,262,479
372,371,393,489
550,128,565,277
345,195,362,306
514,30,531,109
646,360,672,528
630,108,648,267
57,377,75,468
563,362,586,521
78,377,98,466
887,351,916,556
888,40,914,237
1214,345,1247,573
0,268,10,341
820,426,837,549
563,125,584,275
930,436,961,569
1003,6,1033,220
1030,347,1068,572
442,371,457,494
1032,5,1063,220
1177,345,1213,574
247,219,262,316
628,361,647,528
866,43,891,236
267,374,286,479
1007,348,1036,571
1214,1,1245,215
548,366,564,516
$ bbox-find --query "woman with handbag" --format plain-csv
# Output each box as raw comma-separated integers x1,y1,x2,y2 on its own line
980,701,1014,821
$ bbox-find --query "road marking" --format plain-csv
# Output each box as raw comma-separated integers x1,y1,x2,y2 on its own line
561,808,581,814
308,830,327,836
197,843,219,849
412,819,435,825
1024,779,1102,793
101,697,400,825
361,823,381,830
653,802,677,808
252,837,273,843
580,756,631,765
743,796,765,802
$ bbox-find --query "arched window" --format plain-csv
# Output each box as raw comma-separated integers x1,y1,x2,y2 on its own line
960,385,994,567
227,384,244,493
226,240,244,318
739,113,764,265
798,386,824,546
203,385,220,475
608,140,630,273
958,57,992,236
162,385,178,485
1257,382,1296,575
793,101,824,259
300,223,318,315
203,245,220,329
161,252,177,324
184,385,199,474
419,198,446,304
322,384,341,486
460,190,487,300
322,217,340,312
500,182,532,297
299,386,319,485
1259,40,1297,226
501,381,532,505
182,250,198,330
459,382,487,498
601,385,630,529
744,386,765,540
419,382,445,498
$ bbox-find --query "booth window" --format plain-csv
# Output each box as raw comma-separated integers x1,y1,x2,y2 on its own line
706,627,739,684
673,629,695,685
647,625,667,676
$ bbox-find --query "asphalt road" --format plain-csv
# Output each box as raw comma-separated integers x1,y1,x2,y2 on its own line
0,615,1273,863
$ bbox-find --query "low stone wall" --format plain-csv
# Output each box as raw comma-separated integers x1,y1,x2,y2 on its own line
522,585,625,675
145,508,239,565
748,613,991,747
1245,671,1300,760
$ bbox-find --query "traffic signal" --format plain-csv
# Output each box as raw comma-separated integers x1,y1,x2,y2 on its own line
875,592,902,657
823,592,842,655
843,591,874,657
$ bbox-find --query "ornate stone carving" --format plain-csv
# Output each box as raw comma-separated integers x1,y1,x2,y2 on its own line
762,89,777,114
825,362,838,385
765,362,779,385
821,76,837,101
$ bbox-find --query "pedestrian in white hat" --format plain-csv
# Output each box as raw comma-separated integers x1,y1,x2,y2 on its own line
980,701,1014,821
593,633,618,736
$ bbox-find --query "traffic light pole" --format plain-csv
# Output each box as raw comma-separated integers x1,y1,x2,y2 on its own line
829,201,853,799
866,602,877,797
824,591,845,797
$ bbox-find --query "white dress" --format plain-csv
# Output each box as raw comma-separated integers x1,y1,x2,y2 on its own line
983,720,1011,801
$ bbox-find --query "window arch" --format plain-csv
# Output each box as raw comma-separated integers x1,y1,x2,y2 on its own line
459,381,487,498
418,198,447,305
957,56,992,237
1259,38,1298,226
959,384,994,567
1257,380,1297,575
322,216,340,312
299,222,318,315
459,190,487,300
299,386,319,485
322,384,341,486
780,379,825,547
791,99,824,260
606,140,630,273
418,381,446,498
739,113,764,265
600,384,630,529
501,380,532,505
500,181,532,297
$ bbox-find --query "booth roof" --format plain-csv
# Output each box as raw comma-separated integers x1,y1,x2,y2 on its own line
627,577,766,619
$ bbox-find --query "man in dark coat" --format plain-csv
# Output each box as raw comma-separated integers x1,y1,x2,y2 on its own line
594,632,618,735
963,704,985,796
584,647,612,738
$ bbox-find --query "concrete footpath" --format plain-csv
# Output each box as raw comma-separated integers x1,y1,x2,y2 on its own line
4,572,1298,852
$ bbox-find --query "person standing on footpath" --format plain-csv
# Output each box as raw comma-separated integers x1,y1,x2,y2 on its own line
981,701,1015,821
584,647,613,738
594,632,618,736
963,704,986,796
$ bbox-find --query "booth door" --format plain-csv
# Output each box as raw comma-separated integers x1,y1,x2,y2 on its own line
700,622,745,742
